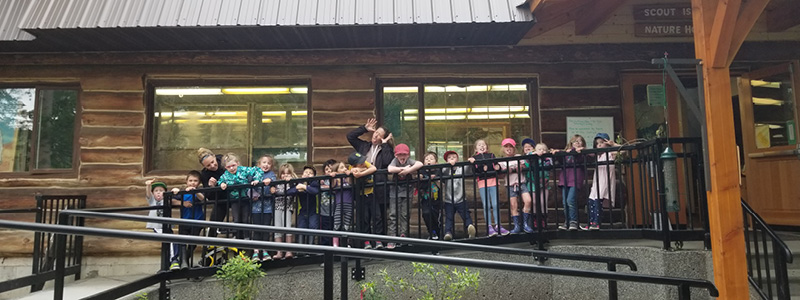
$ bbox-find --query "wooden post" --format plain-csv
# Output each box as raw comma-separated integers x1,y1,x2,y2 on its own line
691,0,758,298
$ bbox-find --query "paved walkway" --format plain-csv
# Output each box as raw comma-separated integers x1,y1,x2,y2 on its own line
16,275,155,300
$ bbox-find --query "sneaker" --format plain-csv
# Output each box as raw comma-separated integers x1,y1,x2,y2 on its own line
261,252,272,261
374,241,384,249
558,224,568,231
487,226,498,237
497,226,511,236
364,241,372,249
568,223,578,231
430,230,439,240
251,252,260,262
579,225,590,231
170,262,180,270
444,232,453,241
333,238,340,247
589,224,600,231
386,242,396,250
467,224,476,239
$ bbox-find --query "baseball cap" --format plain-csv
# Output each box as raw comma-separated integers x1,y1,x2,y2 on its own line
501,138,516,147
151,181,167,192
595,133,611,141
395,143,410,155
443,151,458,160
521,138,536,147
347,152,367,166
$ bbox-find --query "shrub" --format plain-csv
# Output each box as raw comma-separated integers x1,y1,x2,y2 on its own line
360,262,480,300
214,253,265,300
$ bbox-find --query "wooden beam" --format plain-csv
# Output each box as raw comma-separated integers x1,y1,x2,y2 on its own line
524,0,588,38
528,0,547,13
708,0,742,68
727,0,770,65
691,0,750,299
574,0,627,36
766,0,800,32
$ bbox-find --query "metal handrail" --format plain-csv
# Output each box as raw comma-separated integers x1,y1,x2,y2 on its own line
60,209,637,270
0,219,719,299
741,199,794,300
741,201,793,263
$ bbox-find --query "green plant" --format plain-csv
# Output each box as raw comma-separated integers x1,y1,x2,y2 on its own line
361,262,480,300
135,292,148,300
214,253,265,300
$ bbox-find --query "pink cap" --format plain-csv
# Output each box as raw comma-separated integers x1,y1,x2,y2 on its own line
395,143,410,155
501,138,516,147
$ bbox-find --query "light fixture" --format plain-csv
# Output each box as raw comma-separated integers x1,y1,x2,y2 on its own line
156,88,223,96
753,97,784,106
197,119,222,123
751,80,781,88
290,87,308,94
291,111,307,116
222,87,290,94
262,111,287,117
384,87,419,93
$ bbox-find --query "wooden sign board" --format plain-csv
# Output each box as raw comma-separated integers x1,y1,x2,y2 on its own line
633,4,693,21
635,22,693,37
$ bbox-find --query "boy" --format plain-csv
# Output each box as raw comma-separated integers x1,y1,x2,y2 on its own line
144,179,168,234
418,152,442,240
441,151,476,241
386,144,423,249
169,171,206,269
348,152,379,249
294,165,321,245
319,159,337,245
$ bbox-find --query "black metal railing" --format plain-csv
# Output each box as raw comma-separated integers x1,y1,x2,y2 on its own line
0,195,85,295
0,217,719,300
170,137,707,254
742,199,794,300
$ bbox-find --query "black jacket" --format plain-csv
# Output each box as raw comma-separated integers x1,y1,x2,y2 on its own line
347,125,394,202
200,154,226,202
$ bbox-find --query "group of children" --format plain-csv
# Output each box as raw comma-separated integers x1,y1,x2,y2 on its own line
145,132,620,268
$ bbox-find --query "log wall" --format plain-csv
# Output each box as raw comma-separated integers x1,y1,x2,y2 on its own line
0,41,796,255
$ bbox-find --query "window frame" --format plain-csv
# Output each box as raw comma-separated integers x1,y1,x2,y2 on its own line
376,77,540,160
144,79,313,175
0,84,82,177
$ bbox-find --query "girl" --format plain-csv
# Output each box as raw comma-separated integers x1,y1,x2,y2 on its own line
249,154,277,261
551,135,586,231
331,162,354,247
218,153,264,239
584,133,620,231
418,152,442,240
468,139,509,237
524,142,553,229
498,138,533,234
272,163,298,259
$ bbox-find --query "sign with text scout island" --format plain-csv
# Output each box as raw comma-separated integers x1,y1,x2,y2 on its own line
566,117,614,149
633,3,693,37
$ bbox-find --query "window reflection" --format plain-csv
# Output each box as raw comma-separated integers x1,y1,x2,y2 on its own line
750,76,796,148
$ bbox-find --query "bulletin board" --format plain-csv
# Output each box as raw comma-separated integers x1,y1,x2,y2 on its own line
566,116,614,149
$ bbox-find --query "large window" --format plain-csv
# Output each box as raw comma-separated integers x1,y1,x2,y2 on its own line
0,87,78,173
151,85,308,171
382,83,534,160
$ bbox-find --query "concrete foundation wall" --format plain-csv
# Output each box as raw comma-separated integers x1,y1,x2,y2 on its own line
165,245,715,300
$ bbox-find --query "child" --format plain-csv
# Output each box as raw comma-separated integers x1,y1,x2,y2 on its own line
169,171,206,269
319,159,337,246
295,165,321,245
272,163,298,259
347,152,379,249
583,133,620,231
468,139,508,237
441,151,476,241
551,135,586,231
249,154,277,261
218,153,264,239
331,162,354,247
523,139,552,229
498,138,534,234
144,179,168,233
418,152,442,240
386,143,423,249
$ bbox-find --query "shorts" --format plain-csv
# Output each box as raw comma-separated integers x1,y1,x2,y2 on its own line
507,184,531,198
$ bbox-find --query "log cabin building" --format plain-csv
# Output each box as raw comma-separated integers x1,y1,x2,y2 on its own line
0,0,798,275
